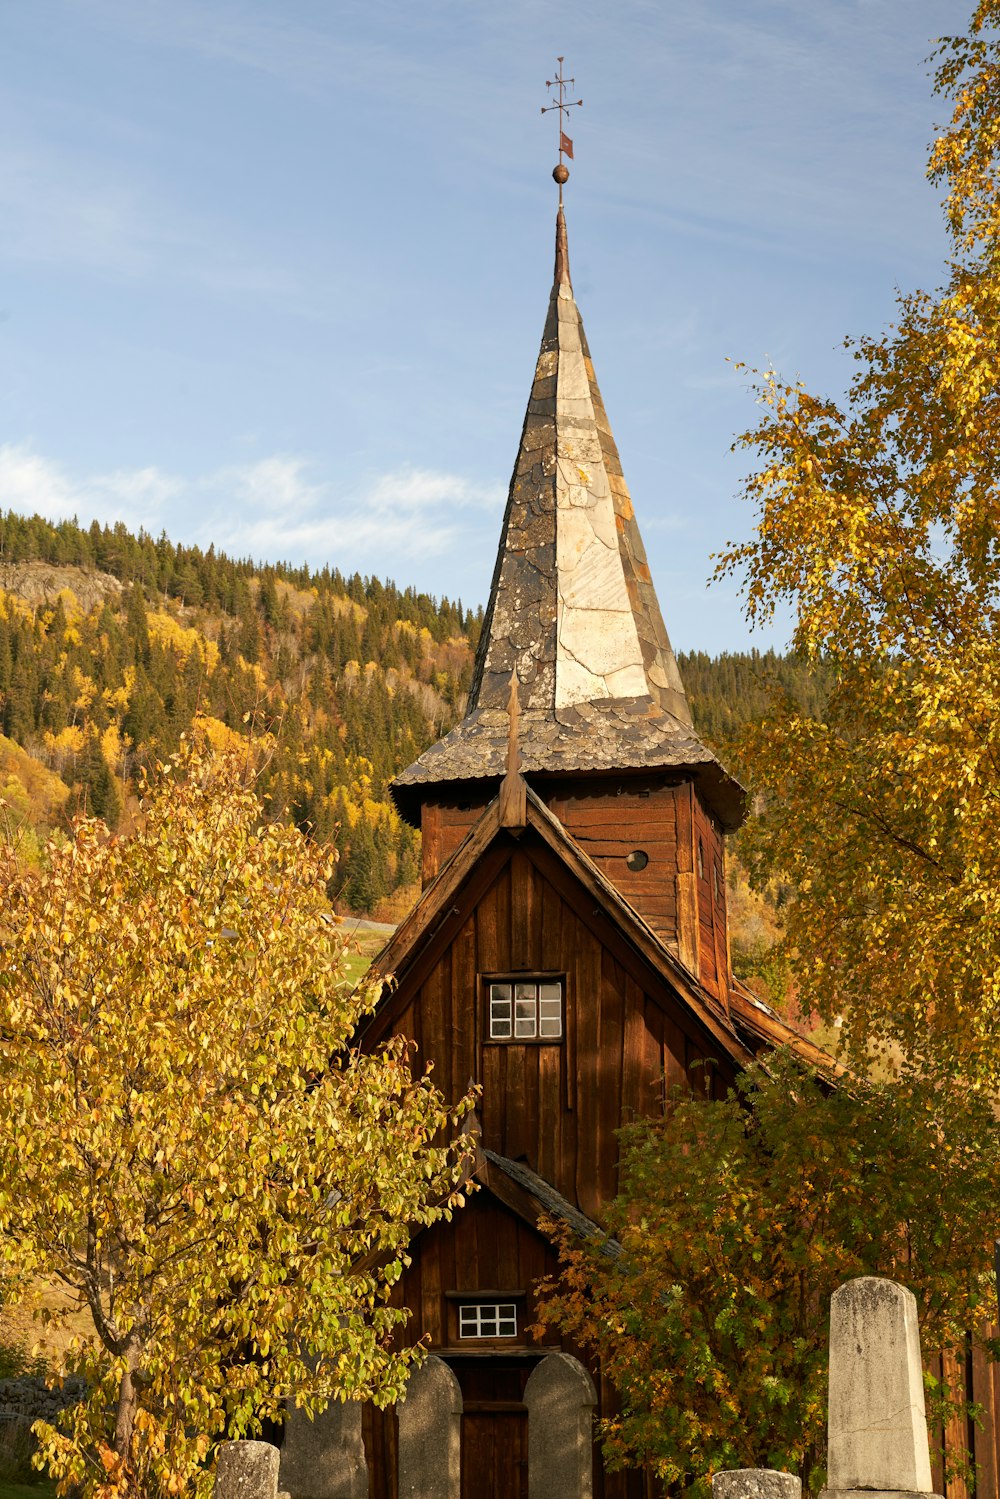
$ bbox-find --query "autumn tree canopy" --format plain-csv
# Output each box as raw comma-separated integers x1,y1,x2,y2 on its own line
717,1,1000,1080
0,743,472,1499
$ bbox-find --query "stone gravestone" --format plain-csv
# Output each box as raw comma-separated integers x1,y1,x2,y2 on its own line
714,1471,801,1499
397,1355,462,1498
279,1399,368,1499
213,1439,289,1499
523,1351,597,1499
822,1277,942,1499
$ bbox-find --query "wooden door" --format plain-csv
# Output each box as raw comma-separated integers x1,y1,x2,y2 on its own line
452,1355,534,1499
461,1408,528,1498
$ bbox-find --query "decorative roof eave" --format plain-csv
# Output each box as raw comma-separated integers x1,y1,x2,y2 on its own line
390,699,747,832
728,981,848,1083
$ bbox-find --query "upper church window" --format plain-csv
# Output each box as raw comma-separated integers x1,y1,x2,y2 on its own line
487,978,563,1041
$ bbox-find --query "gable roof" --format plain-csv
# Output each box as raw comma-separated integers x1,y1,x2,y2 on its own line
391,208,745,833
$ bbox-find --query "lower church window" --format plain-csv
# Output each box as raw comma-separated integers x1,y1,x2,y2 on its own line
459,1302,518,1339
487,978,563,1040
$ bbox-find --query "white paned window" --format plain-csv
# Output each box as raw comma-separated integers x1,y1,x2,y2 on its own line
458,1302,518,1339
488,979,563,1040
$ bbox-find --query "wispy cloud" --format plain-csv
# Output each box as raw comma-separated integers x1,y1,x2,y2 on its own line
0,445,179,530
0,444,503,578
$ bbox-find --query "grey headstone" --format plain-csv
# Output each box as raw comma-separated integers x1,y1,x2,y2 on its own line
714,1471,801,1499
524,1351,597,1499
397,1355,462,1498
213,1440,280,1498
826,1278,934,1495
279,1399,367,1499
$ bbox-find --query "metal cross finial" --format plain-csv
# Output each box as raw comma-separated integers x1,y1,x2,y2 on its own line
541,57,582,203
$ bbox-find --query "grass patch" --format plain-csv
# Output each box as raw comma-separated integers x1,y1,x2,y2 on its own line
0,1483,58,1498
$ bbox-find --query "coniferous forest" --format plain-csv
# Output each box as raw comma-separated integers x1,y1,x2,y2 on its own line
0,508,819,920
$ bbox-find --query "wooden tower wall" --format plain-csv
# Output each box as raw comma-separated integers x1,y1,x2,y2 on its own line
418,778,731,1009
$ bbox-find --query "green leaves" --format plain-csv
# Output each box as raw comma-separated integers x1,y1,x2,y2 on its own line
0,741,473,1498
537,1055,1000,1494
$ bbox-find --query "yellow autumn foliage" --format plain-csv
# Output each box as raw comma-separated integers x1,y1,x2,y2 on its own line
719,1,1000,1083
0,734,70,829
0,744,473,1498
45,724,86,757
147,611,220,672
191,712,245,754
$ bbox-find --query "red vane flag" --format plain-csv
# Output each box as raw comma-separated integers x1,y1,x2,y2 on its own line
560,131,574,159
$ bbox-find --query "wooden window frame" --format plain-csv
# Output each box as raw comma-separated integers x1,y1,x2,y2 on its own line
457,1301,519,1340
481,973,565,1045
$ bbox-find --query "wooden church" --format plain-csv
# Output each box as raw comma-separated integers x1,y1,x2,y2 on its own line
278,198,827,1499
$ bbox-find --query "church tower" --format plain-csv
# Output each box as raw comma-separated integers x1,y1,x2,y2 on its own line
342,189,817,1499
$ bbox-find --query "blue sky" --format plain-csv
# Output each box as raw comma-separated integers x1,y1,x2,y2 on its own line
0,0,961,651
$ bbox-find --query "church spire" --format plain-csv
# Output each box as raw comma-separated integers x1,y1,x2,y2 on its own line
392,189,744,834
467,204,693,728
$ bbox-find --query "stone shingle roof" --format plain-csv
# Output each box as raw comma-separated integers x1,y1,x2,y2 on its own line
392,206,745,831
467,206,692,728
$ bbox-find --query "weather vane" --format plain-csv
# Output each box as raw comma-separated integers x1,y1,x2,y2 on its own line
541,57,582,203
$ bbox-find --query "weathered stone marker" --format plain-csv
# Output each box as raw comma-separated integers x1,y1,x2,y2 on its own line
713,1470,801,1499
397,1354,462,1498
213,1439,287,1499
524,1351,597,1499
823,1277,941,1499
279,1399,368,1499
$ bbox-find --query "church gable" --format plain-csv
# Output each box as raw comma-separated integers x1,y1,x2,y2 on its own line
364,796,746,1219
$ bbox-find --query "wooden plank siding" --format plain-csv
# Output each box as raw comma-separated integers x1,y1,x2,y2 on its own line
926,1332,1000,1499
363,1190,656,1497
692,792,730,1008
544,776,681,951
421,776,690,954
376,827,739,1232
421,790,494,884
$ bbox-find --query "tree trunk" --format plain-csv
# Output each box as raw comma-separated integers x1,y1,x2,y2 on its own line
113,1340,142,1470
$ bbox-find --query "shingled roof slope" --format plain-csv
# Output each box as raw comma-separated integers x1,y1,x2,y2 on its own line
392,207,745,830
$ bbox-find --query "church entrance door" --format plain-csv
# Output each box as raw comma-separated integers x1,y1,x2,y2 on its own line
461,1408,527,1498
452,1355,533,1499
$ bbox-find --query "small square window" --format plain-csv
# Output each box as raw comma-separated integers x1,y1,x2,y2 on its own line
459,1302,518,1339
487,978,563,1041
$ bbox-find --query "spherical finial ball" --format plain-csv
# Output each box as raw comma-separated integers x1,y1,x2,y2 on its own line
552,163,570,185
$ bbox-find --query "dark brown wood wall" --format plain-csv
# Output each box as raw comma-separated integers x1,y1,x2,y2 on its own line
421,791,494,884
926,1333,1000,1499
417,777,731,1009
380,835,735,1219
542,776,680,948
692,793,730,1008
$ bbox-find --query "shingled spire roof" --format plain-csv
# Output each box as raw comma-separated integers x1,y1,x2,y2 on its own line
468,205,692,725
392,208,746,831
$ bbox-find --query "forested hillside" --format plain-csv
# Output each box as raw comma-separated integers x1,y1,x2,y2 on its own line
0,509,821,930
0,510,477,914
